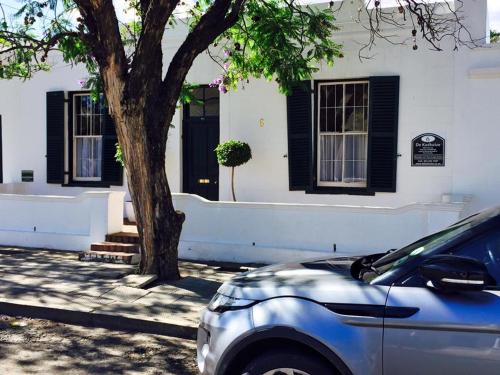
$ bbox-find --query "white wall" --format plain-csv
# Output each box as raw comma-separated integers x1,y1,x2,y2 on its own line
0,1,494,213
175,194,464,264
213,55,456,207
0,58,130,199
452,43,500,215
0,191,124,251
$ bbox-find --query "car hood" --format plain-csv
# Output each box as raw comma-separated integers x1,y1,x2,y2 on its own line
218,256,390,305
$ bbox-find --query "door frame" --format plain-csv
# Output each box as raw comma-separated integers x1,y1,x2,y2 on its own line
182,86,220,200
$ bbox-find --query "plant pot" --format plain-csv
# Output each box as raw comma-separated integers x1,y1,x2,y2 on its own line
125,201,136,223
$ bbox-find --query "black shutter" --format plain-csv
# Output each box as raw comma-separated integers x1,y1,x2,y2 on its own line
101,109,123,186
46,91,65,183
367,76,399,193
287,81,312,190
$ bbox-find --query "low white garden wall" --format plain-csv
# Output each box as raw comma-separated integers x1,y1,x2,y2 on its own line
0,191,124,251
174,194,466,264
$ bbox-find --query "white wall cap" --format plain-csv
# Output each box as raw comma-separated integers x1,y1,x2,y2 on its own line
173,193,466,213
468,66,500,79
82,191,126,199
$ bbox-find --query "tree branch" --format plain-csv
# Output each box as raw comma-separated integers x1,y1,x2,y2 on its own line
159,0,246,121
73,0,128,79
128,0,180,100
355,0,480,60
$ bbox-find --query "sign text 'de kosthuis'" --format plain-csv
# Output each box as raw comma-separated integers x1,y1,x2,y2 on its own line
411,133,445,167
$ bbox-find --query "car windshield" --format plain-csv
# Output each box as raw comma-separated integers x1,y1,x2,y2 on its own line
371,208,500,277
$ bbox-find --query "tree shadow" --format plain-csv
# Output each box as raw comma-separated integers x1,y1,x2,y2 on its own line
0,315,198,374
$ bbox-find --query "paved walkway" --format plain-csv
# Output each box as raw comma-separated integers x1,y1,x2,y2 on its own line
0,246,246,338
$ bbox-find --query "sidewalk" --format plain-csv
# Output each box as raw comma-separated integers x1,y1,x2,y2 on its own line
0,247,246,339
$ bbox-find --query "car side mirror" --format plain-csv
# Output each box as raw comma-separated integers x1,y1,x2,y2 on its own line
419,255,489,292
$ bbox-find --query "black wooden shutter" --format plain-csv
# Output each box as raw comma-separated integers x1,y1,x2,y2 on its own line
46,91,65,183
101,108,123,186
287,81,312,190
367,76,400,193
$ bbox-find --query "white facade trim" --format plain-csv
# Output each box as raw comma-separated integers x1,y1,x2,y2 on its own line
0,191,124,251
174,194,465,264
468,66,500,79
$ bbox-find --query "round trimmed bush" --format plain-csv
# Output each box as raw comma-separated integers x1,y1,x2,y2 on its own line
215,140,252,167
215,140,252,201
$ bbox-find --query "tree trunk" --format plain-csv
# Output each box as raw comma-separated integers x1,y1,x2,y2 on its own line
231,166,236,202
118,113,184,281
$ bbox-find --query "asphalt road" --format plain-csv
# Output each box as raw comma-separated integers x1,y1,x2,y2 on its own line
0,315,198,375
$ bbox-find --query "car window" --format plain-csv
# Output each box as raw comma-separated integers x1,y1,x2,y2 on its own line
452,230,500,286
371,208,500,282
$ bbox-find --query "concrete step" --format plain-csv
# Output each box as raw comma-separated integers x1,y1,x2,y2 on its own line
124,218,137,226
79,251,140,265
105,232,140,244
91,242,140,254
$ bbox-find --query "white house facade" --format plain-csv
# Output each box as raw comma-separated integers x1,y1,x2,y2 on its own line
0,0,499,263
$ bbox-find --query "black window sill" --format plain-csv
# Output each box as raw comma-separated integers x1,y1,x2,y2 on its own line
305,185,375,196
62,181,112,188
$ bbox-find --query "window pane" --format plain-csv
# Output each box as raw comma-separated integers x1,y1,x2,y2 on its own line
189,88,204,117
76,138,89,177
205,87,219,116
320,108,327,132
81,95,91,115
204,87,218,100
334,108,343,133
189,102,204,117
320,134,343,182
95,114,103,135
82,114,89,136
345,107,354,132
363,107,368,132
354,108,365,132
75,137,102,178
326,108,335,132
320,85,327,107
354,83,364,106
345,84,355,107
344,134,367,182
335,84,343,107
205,98,219,116
326,85,335,107
94,138,102,178
363,83,369,107
75,113,82,136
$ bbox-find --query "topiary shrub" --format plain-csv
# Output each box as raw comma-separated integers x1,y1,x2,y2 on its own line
215,140,252,201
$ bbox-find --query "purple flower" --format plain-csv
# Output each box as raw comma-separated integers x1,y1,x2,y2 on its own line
223,62,230,70
77,79,87,88
218,84,228,94
209,77,223,87
223,50,231,58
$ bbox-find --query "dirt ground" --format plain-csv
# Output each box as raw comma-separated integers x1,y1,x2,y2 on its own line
0,315,198,375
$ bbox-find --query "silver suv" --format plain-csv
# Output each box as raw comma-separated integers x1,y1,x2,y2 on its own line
197,207,500,375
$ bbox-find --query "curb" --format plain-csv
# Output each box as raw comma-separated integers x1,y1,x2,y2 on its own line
0,301,197,340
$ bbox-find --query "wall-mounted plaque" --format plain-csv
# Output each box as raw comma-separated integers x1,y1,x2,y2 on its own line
411,133,445,167
21,170,34,182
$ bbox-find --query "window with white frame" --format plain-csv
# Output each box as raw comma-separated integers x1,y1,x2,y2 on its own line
317,81,369,187
73,94,104,181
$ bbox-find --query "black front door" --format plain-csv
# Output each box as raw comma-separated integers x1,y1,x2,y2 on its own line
183,87,220,200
